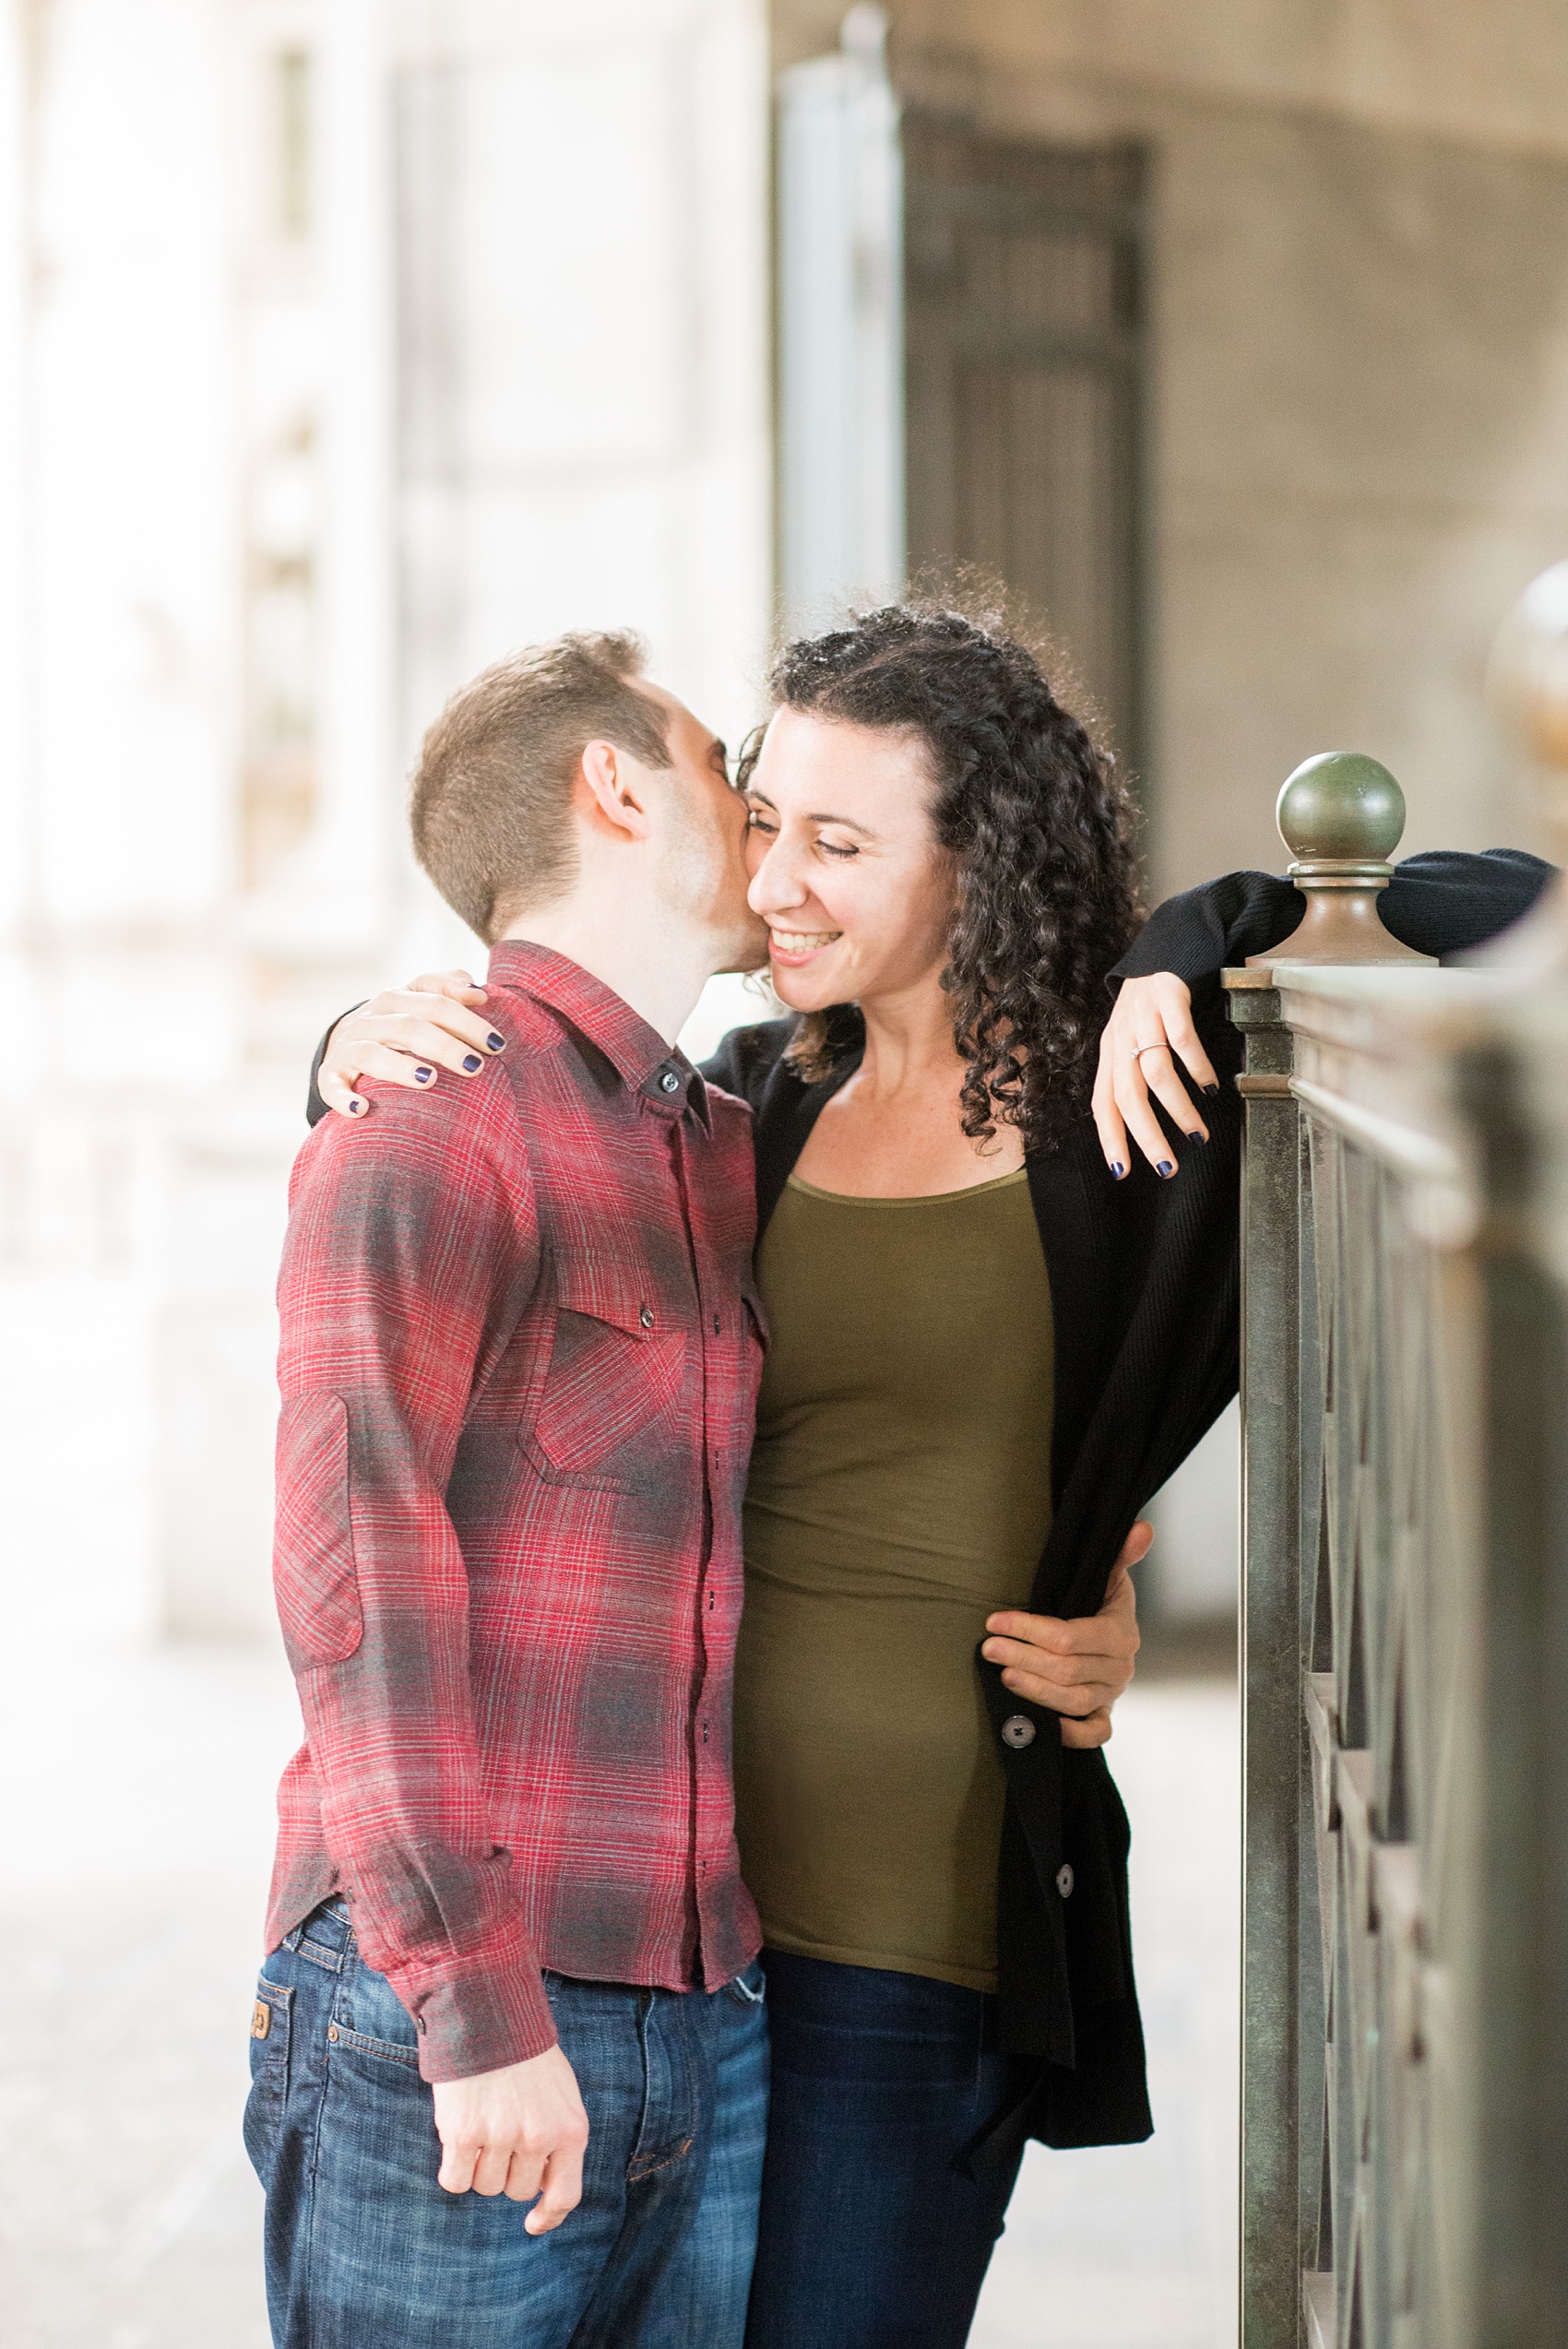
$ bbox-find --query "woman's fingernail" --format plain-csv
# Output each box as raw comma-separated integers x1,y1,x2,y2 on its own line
1157,1159,1175,1179
462,1053,482,1072
1185,1130,1209,1145
414,1067,434,1083
487,1033,505,1051
349,1098,364,1116
1203,1083,1220,1097
1110,1162,1126,1181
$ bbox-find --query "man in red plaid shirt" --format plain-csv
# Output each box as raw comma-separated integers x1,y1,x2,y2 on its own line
245,634,773,2349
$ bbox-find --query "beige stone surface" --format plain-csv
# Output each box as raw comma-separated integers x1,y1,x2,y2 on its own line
775,0,1568,896
780,0,1568,157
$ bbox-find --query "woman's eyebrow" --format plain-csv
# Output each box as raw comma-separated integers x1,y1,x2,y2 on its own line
808,811,875,835
745,787,878,837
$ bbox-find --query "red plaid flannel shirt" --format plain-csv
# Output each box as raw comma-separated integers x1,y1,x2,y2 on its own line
264,943,765,2080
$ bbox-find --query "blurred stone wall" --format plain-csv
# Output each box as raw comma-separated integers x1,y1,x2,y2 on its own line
778,0,1568,893
0,0,772,1642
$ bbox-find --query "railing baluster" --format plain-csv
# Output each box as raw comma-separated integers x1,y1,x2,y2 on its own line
1229,970,1303,2345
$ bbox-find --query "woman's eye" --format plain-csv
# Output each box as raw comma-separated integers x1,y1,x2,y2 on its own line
818,839,858,860
745,811,777,835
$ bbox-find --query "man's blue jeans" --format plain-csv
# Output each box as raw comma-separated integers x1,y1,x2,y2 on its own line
244,1900,768,2349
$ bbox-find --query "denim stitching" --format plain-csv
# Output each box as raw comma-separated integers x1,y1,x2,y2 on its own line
326,2024,421,2070
295,1936,345,1974
626,2134,695,2183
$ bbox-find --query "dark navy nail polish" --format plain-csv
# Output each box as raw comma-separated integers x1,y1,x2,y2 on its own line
1110,1162,1126,1181
487,1032,505,1051
414,1067,433,1083
349,1099,364,1115
1157,1159,1175,1179
462,1053,482,1072
1202,1083,1219,1097
1186,1130,1209,1145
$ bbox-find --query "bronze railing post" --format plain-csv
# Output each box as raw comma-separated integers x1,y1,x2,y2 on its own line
1227,568,1568,2349
1228,750,1444,2347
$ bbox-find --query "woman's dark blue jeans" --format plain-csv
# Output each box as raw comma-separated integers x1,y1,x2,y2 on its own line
746,1952,1031,2349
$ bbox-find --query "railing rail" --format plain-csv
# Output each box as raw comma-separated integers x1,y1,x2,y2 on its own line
1227,751,1568,2348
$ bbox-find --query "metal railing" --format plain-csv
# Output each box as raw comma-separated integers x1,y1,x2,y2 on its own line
1226,735,1568,2347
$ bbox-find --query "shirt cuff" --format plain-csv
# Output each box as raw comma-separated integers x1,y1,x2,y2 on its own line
384,1926,559,2082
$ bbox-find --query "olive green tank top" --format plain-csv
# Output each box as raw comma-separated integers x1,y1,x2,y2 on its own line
733,1167,1054,1992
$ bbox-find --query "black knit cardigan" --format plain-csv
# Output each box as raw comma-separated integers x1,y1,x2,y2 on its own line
307,849,1552,2163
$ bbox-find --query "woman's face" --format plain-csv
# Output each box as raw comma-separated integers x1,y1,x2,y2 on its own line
743,707,957,1013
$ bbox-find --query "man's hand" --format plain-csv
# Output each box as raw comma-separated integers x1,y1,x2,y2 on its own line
318,970,505,1120
431,2043,589,2231
981,1520,1150,1750
1092,973,1218,1180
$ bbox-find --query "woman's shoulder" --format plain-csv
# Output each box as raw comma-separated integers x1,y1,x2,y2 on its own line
698,1016,800,1107
699,1003,865,1110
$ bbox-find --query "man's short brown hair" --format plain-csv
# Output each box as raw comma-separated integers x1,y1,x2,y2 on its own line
410,630,673,942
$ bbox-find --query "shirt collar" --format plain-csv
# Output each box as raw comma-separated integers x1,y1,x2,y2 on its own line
485,940,710,1129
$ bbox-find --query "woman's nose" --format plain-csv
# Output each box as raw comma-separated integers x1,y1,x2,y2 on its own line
748,839,807,915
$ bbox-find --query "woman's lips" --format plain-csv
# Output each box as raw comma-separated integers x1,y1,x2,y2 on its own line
766,927,842,966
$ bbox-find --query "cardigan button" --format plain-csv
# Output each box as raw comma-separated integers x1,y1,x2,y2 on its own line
1000,1714,1036,1750
1056,1864,1075,1900
639,1306,655,1329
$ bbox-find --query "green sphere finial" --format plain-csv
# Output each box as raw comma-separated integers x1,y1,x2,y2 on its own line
1276,752,1406,865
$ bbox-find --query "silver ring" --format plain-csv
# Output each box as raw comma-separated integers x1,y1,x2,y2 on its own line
1134,1042,1170,1062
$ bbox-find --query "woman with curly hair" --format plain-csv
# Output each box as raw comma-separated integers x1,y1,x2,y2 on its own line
309,600,1547,2346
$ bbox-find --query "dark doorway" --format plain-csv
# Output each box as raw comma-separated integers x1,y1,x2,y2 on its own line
903,122,1148,792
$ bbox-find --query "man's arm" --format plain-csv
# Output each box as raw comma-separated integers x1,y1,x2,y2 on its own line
279,1088,547,2069
982,1520,1149,1748
279,1080,592,2218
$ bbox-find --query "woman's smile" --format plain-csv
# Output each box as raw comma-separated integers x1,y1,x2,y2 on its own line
766,924,843,966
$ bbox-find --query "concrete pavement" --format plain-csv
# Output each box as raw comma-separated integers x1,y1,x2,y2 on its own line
0,1641,1237,2348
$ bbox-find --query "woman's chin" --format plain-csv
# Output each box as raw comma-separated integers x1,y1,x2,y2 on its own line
767,960,845,1011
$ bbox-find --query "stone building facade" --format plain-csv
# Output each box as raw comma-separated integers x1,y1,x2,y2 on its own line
778,0,1568,884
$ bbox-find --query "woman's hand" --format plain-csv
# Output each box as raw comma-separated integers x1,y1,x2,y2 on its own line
1092,973,1218,1180
981,1520,1150,1750
318,971,505,1120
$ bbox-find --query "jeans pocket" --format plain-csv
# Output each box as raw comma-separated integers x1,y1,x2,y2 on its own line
243,1974,293,2189
333,1946,422,2068
724,1959,766,2009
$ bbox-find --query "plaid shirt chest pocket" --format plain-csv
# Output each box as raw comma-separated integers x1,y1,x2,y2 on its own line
522,1254,691,1489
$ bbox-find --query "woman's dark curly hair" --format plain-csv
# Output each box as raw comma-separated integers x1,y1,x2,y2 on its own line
746,598,1144,1153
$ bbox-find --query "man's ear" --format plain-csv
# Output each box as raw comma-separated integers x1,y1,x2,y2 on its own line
578,740,654,842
